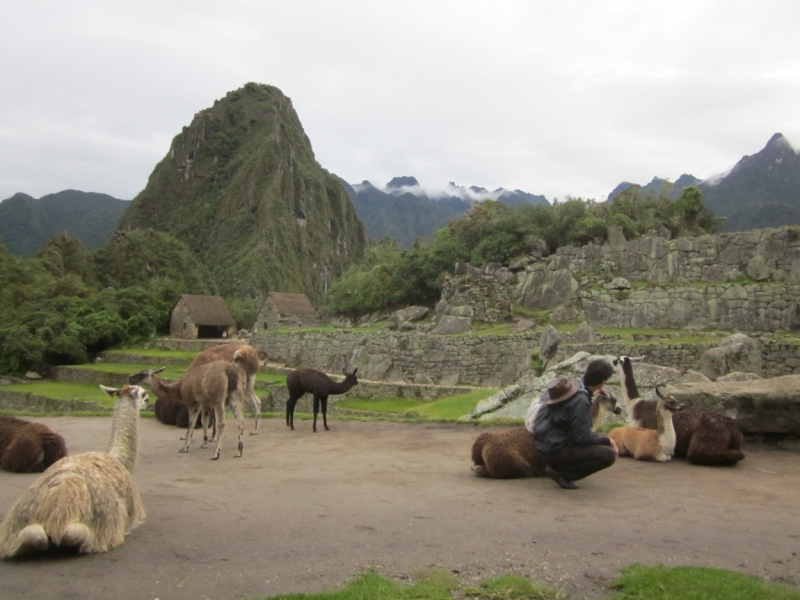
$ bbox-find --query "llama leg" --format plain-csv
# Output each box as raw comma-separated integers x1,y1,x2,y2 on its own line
248,375,260,435
286,394,301,430
61,523,93,552
312,395,320,433
230,397,245,458
212,404,225,460
181,406,201,453
321,396,329,430
200,408,212,448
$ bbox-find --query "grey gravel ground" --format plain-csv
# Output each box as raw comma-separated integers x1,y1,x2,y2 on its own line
0,416,798,600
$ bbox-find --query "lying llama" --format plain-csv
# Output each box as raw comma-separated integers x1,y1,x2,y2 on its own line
130,359,247,459
189,342,267,434
0,385,147,557
471,389,620,479
153,397,203,429
607,388,682,462
286,368,359,432
613,356,745,466
0,416,67,473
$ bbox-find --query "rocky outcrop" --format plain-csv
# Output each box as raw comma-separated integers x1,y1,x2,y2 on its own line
698,333,763,380
665,375,800,435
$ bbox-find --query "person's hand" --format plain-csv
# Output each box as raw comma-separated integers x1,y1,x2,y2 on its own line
609,438,619,456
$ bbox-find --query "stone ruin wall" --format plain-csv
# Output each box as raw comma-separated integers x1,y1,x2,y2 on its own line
254,330,800,388
442,225,800,333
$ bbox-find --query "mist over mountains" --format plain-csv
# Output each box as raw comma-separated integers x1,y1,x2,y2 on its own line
342,176,549,247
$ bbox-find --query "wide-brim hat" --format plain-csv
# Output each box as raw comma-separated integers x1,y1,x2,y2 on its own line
543,376,581,404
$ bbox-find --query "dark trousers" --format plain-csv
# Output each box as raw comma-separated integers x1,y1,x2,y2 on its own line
543,444,616,482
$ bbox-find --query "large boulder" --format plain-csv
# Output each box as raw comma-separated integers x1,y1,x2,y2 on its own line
664,374,800,435
699,333,762,380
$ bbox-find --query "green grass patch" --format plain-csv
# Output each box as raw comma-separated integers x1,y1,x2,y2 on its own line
337,397,423,414
405,389,499,420
337,389,498,421
103,348,198,360
609,563,800,600
0,382,120,408
69,363,189,380
260,570,557,600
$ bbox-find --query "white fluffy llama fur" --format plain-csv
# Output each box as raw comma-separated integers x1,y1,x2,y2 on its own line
0,385,147,558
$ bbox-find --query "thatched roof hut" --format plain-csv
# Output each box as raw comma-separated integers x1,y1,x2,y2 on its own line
255,292,317,331
170,294,236,339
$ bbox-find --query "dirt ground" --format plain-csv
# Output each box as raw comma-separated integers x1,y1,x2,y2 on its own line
1,415,799,600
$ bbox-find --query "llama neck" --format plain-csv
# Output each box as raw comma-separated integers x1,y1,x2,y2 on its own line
590,396,607,432
656,403,677,456
107,396,139,473
155,378,183,403
619,361,641,413
330,379,355,395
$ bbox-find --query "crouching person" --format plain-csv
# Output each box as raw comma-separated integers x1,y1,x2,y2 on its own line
533,359,618,489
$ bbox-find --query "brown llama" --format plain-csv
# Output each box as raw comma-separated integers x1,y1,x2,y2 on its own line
153,397,203,429
0,417,67,473
286,368,359,432
130,359,247,459
189,342,267,434
613,356,745,466
471,389,620,478
607,388,683,462
0,385,147,557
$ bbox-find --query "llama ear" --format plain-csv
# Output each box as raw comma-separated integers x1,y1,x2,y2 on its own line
352,367,358,376
629,356,646,362
100,385,120,397
154,367,166,374
655,387,664,399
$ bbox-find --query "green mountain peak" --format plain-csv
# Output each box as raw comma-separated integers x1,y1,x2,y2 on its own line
117,82,367,301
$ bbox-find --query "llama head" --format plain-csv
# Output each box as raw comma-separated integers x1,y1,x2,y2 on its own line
127,367,166,387
599,389,623,415
100,384,149,409
655,387,683,413
344,368,358,385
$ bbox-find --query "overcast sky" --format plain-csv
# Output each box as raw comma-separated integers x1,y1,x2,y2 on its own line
2,1,799,203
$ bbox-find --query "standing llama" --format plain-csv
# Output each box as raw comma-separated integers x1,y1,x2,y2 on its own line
471,389,620,479
286,368,359,432
607,388,683,462
0,417,67,473
613,356,745,466
189,342,267,434
0,385,147,557
130,359,247,459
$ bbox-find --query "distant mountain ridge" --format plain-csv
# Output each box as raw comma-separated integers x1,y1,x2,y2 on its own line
344,176,549,246
0,190,130,256
609,133,800,231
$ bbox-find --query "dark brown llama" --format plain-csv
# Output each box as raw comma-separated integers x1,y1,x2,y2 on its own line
613,356,745,466
286,368,359,432
0,416,68,473
153,397,203,429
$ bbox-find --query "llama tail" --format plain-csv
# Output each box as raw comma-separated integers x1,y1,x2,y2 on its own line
5,524,50,557
40,432,67,469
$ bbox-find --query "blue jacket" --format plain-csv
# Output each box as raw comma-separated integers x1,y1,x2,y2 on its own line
532,379,612,453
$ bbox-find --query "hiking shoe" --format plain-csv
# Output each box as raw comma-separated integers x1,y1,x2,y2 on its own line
545,466,578,489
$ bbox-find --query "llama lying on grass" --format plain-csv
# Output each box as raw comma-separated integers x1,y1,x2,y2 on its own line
130,358,247,459
607,388,682,462
0,416,67,473
471,389,620,479
286,368,359,432
189,342,267,434
613,356,745,466
0,385,147,557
